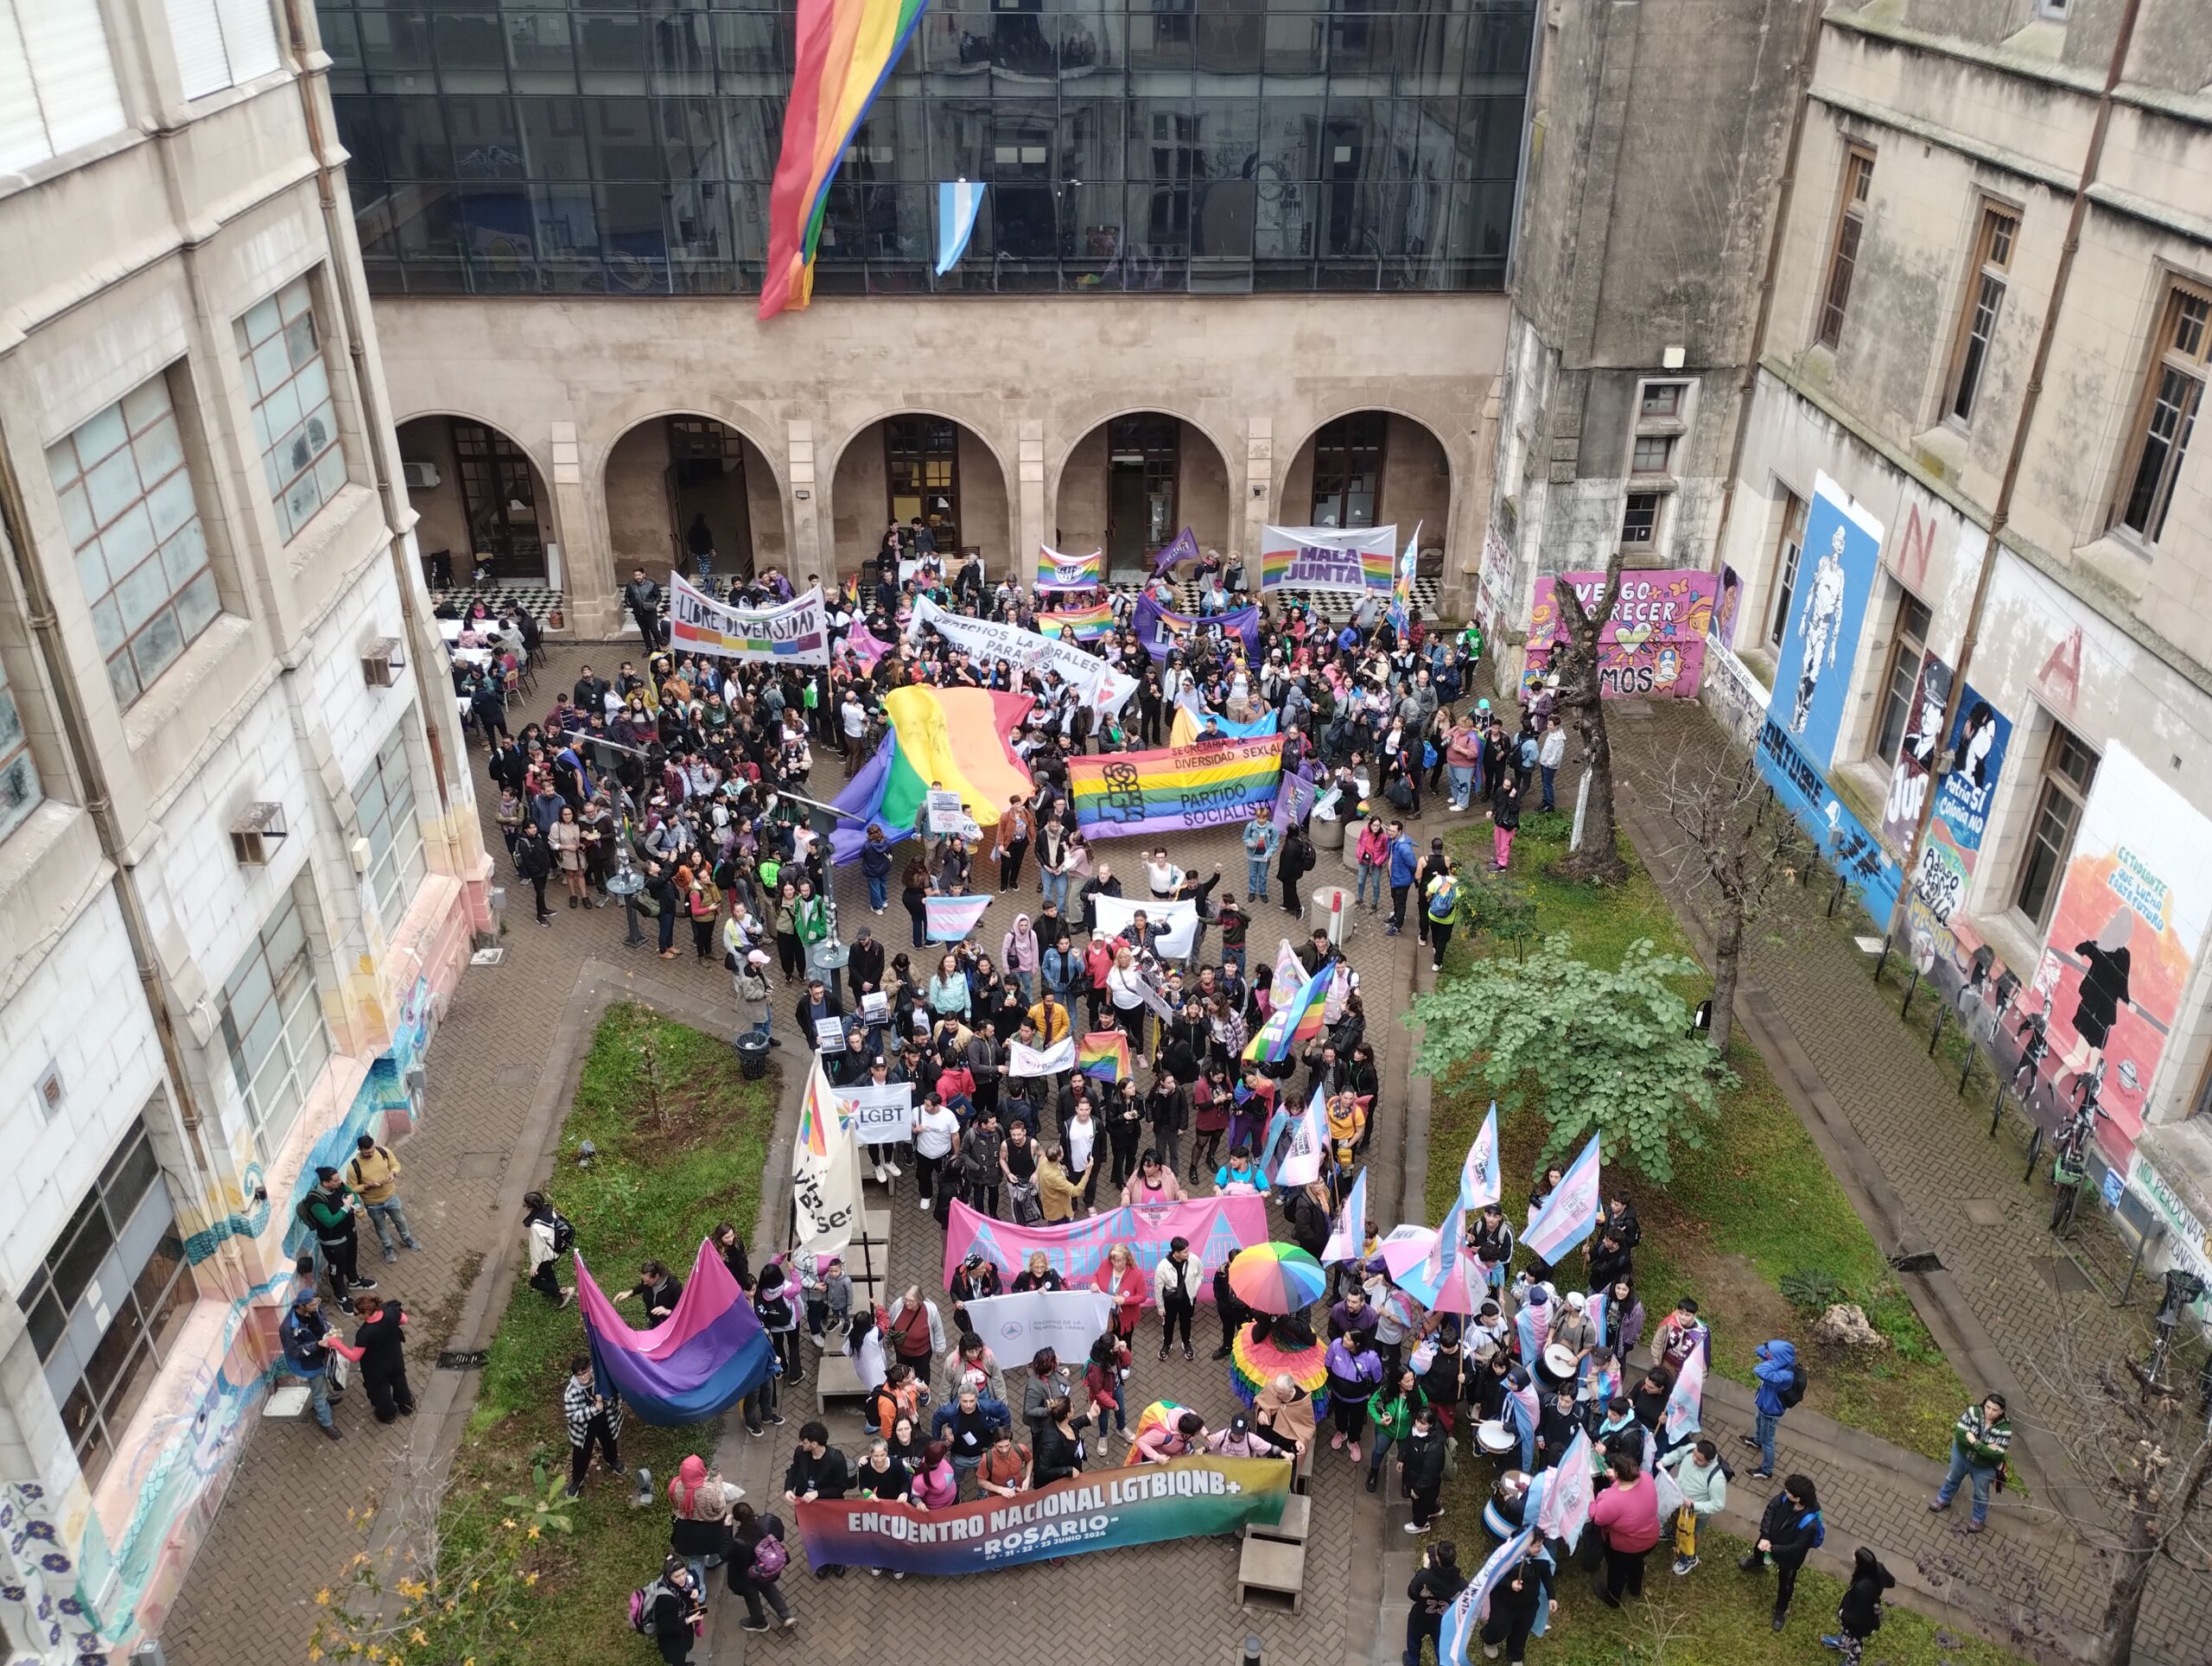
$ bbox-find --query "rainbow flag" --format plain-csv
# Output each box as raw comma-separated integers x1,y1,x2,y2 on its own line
1041,601,1116,641
575,1241,773,1425
1244,962,1333,1064
1037,545,1103,591
1067,734,1284,840
1078,1031,1131,1082
797,1055,836,1157
760,0,931,320
827,684,1035,862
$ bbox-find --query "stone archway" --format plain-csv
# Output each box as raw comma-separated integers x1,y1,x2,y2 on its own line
1281,410,1454,566
395,414,556,589
825,413,1013,577
603,414,784,594
1053,412,1234,584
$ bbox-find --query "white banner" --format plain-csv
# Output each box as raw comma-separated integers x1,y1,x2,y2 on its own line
1258,525,1398,593
668,575,830,664
835,1081,914,1145
1008,1035,1077,1078
1091,893,1200,958
906,595,1136,719
960,1289,1118,1361
794,1057,860,1261
925,787,968,833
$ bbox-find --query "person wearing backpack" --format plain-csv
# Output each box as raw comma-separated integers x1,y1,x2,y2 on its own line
726,1502,795,1631
343,1134,421,1262
522,1190,573,1307
1739,1473,1822,1631
633,1557,705,1663
1744,1339,1802,1480
1423,858,1460,975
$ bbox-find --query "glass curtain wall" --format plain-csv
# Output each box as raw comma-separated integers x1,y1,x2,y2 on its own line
322,0,1533,296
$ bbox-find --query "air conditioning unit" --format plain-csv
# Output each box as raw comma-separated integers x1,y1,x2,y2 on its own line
349,835,372,874
230,801,289,867
361,635,405,686
401,459,441,491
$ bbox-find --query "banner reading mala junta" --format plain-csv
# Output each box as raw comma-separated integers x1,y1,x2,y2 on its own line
795,1455,1292,1574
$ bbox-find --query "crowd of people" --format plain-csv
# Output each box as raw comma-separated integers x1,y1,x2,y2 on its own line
422,544,1959,1664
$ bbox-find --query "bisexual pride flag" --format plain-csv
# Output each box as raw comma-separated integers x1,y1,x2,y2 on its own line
575,1240,772,1425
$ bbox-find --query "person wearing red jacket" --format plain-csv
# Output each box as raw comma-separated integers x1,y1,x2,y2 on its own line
1092,1243,1149,1343
1587,1450,1662,1606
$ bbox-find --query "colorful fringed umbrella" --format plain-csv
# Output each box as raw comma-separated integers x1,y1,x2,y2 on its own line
1227,1243,1326,1315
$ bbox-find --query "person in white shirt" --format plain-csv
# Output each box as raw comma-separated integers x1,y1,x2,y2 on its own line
1537,718,1567,812
911,1096,962,1215
1145,849,1183,900
1064,1098,1100,1212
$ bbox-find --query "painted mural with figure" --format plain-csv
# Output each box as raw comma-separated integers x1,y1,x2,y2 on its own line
17,976,441,1658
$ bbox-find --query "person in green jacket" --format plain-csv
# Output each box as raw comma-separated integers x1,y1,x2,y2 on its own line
1929,1393,2012,1529
1367,1366,1427,1495
296,1167,377,1312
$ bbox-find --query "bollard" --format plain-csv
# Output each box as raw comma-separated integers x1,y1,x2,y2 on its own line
1243,1637,1263,1666
1900,965,1919,1019
1928,1001,1947,1059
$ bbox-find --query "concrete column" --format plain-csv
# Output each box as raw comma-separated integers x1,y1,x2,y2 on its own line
1018,420,1046,583
1241,416,1274,585
550,420,616,637
546,422,581,593
789,421,823,576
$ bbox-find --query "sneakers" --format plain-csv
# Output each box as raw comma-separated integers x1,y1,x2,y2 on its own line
1739,1435,1761,1451
1927,1497,1950,1511
1483,1647,1501,1661
884,1160,903,1178
1183,1345,1194,1360
402,1237,422,1250
740,1619,772,1632
1749,1467,1773,1480
382,1248,398,1263
918,1197,933,1211
873,1164,888,1184
564,1483,582,1499
1331,1432,1345,1451
1819,1637,1845,1653
1384,924,1400,937
766,1412,787,1426
1347,1441,1361,1462
1431,961,1443,974
320,1421,342,1441
1672,1555,1697,1576
351,1276,378,1292
1365,1471,1378,1493
1403,1519,1433,1535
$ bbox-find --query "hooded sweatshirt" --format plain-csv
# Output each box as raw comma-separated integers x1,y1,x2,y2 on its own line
1752,1339,1799,1417
1001,916,1040,975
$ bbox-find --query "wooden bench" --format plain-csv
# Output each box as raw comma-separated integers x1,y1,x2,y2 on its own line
1243,1493,1312,1544
1236,1536,1306,1613
814,1351,870,1415
855,1205,892,1246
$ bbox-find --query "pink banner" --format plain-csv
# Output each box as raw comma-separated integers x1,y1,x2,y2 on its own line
941,1197,1269,1301
1523,568,1719,699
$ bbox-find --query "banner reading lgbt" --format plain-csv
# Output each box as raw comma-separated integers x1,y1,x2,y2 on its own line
1067,734,1283,837
1258,525,1397,593
669,575,830,664
796,1455,1291,1574
943,1196,1268,1294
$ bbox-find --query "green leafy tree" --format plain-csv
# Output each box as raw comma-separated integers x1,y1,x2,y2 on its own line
1408,932,1734,1182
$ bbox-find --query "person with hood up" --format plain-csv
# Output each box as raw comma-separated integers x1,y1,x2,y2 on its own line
1740,1473,1823,1631
1823,1547,1897,1661
1746,1339,1801,1480
1403,1539,1466,1666
1001,913,1041,1003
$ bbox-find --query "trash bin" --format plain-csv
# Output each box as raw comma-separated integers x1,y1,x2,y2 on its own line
734,1034,771,1080
1309,885,1356,948
1310,813,1344,854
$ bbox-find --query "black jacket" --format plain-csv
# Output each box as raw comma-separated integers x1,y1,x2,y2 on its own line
1398,1426,1448,1493
1837,1557,1895,1636
1758,1493,1821,1568
1033,1417,1090,1485
1406,1561,1468,1619
782,1446,852,1499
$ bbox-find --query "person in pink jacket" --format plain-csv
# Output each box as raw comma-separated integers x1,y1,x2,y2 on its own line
1092,1243,1150,1343
1001,913,1042,1003
1354,817,1390,911
1588,1450,1662,1606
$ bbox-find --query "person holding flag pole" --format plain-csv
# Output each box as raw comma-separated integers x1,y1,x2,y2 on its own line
1520,1135,1603,1269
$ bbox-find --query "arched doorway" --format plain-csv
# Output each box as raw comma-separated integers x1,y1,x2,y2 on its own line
1284,410,1452,556
604,415,781,594
397,416,553,588
1057,414,1231,584
829,415,1010,576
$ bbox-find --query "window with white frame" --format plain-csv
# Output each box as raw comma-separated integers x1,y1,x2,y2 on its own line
0,658,40,842
162,0,281,102
47,374,221,709
1767,488,1808,651
355,726,426,927
0,0,127,175
16,1117,198,1490
237,276,347,542
219,890,332,1154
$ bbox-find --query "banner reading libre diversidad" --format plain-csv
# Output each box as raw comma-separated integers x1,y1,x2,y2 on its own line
795,1454,1291,1574
1066,734,1284,837
669,575,830,664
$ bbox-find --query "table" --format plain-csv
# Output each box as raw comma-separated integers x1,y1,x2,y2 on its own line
452,646,494,669
436,619,464,644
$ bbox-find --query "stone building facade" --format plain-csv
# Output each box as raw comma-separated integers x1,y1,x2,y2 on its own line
0,0,487,1656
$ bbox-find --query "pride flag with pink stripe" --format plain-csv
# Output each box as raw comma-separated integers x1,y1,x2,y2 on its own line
575,1240,773,1425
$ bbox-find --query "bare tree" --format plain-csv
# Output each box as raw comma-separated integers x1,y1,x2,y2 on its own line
1650,739,1805,1059
1549,550,1629,884
2007,1293,2212,1666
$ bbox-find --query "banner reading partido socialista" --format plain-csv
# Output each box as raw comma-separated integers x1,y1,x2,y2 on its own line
795,1455,1292,1574
1066,734,1284,838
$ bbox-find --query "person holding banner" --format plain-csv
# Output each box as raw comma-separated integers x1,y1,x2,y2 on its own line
1402,1540,1466,1666
1475,1538,1557,1666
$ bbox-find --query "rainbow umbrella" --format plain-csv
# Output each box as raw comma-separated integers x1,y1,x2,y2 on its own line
1228,1243,1327,1315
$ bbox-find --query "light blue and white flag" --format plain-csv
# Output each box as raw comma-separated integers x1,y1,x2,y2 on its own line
924,893,993,942
1440,1528,1533,1664
1522,1134,1603,1264
1459,1102,1502,1211
935,179,986,276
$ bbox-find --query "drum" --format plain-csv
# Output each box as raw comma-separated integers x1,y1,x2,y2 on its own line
1542,1343,1579,1381
1476,1418,1516,1456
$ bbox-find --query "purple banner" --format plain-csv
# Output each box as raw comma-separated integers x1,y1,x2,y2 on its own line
1133,593,1262,662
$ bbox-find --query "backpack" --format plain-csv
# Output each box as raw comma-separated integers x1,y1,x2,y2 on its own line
750,1533,789,1579
1801,1509,1825,1549
1779,1364,1808,1408
628,1578,671,1633
550,1211,576,1256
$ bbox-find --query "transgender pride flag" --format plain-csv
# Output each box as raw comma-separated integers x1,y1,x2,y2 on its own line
1522,1135,1603,1264
576,1240,772,1426
925,893,993,943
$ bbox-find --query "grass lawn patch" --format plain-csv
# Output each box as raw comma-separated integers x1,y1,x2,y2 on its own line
315,1003,775,1666
1431,1485,2025,1666
1422,804,1966,1457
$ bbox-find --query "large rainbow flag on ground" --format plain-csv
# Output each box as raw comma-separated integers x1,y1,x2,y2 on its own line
1067,734,1283,839
760,0,931,320
575,1240,772,1425
1040,601,1116,641
829,684,1034,862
